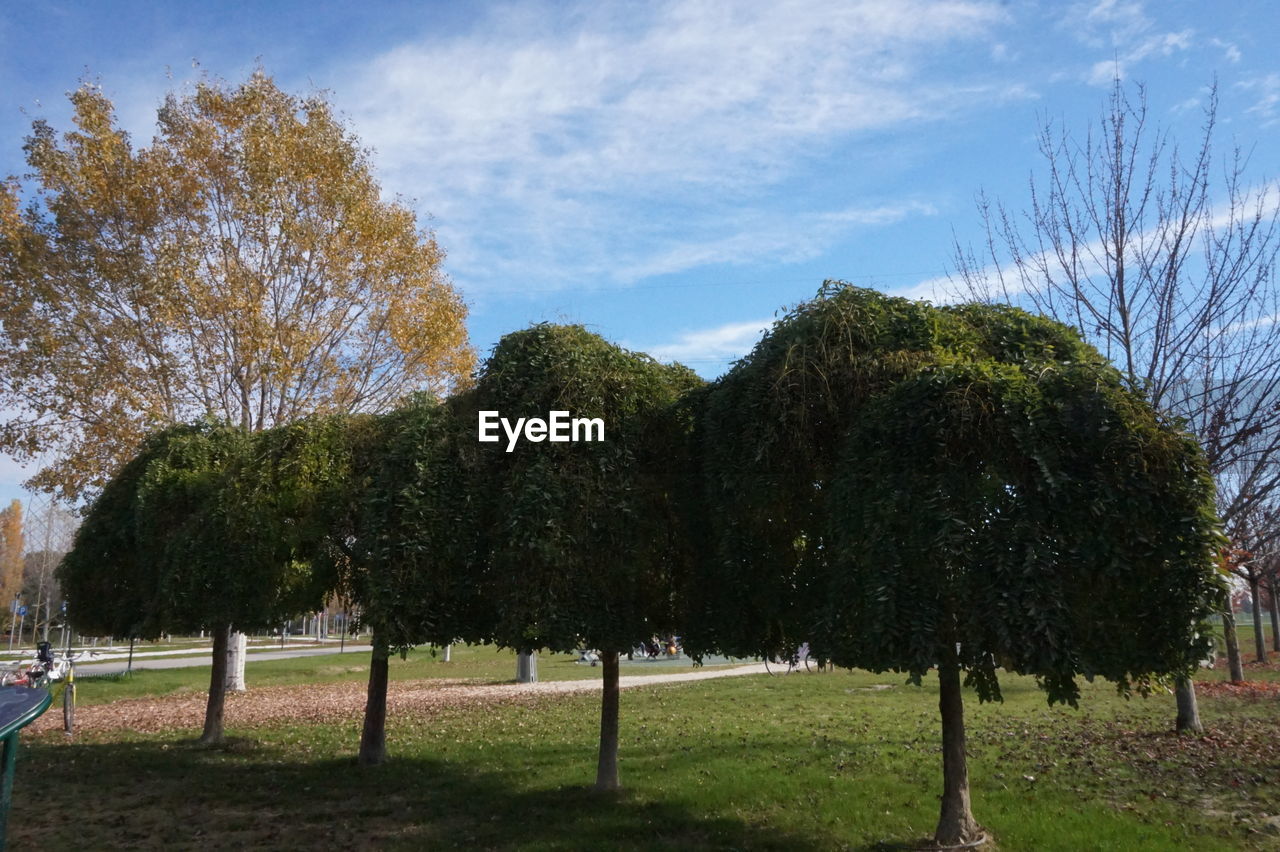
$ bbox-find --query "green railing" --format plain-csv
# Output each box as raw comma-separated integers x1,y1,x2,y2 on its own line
0,687,52,849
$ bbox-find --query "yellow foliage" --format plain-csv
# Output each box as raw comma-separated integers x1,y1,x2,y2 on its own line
0,71,474,500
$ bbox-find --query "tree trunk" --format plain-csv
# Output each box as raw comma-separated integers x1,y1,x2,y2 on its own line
226,630,248,690
1269,584,1280,653
442,643,451,663
1251,576,1267,662
935,657,982,846
1174,677,1203,734
199,624,231,745
359,636,390,766
225,630,247,692
595,650,621,791
516,650,538,683
1222,609,1245,682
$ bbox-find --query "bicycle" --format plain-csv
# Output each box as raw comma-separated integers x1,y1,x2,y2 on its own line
763,642,825,675
17,642,92,734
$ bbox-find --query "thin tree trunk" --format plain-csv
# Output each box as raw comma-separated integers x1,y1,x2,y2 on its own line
1269,584,1280,653
1251,577,1267,662
934,655,982,846
595,650,621,791
199,624,231,745
359,636,390,766
1174,677,1203,734
1222,609,1245,682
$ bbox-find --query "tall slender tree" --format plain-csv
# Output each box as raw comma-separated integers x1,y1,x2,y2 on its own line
0,500,24,630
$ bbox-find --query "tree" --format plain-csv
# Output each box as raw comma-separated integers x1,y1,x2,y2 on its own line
951,79,1280,730
59,417,349,743
687,285,1223,846
462,324,700,790
350,394,485,766
0,70,474,503
0,500,23,629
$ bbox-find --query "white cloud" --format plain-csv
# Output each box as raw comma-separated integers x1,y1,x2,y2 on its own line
1062,1,1193,87
335,0,1012,291
1240,74,1280,128
643,317,772,366
615,201,937,283
1210,37,1242,64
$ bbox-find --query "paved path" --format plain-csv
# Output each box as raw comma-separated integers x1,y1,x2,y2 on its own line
76,644,374,676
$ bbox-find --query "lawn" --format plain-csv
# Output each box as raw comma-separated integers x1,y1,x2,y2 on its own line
12,664,1280,850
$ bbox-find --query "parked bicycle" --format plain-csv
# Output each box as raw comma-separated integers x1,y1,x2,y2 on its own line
2,642,93,733
764,642,826,675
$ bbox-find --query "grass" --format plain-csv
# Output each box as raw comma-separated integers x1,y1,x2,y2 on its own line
68,644,744,706
13,666,1280,849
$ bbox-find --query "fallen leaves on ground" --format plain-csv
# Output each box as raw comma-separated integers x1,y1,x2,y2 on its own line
1196,680,1280,699
31,664,766,736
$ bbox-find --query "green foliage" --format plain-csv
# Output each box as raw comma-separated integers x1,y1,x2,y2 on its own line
62,416,357,637
459,323,702,654
64,285,1221,712
355,393,488,653
686,282,1224,703
56,428,193,639
210,415,357,630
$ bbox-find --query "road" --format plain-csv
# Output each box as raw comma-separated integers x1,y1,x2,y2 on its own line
75,644,373,676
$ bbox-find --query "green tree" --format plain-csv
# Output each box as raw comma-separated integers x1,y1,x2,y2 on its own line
60,416,353,744
951,79,1280,728
688,284,1223,845
348,394,487,765
462,324,700,790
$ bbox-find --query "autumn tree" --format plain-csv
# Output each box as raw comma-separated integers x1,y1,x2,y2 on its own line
0,70,474,502
0,500,24,629
461,324,701,790
951,79,1280,730
687,285,1223,846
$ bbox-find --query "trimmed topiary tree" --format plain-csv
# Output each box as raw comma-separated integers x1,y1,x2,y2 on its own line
461,323,701,790
687,283,1224,845
350,394,487,765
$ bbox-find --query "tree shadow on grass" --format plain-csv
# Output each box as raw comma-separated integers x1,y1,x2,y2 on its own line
10,738,835,850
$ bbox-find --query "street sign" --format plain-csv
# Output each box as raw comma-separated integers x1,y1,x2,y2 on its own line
16,606,27,617
60,601,67,613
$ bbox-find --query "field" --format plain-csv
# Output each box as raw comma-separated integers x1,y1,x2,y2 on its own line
8,647,1280,850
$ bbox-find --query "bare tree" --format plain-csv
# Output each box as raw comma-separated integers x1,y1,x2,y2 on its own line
951,79,1280,732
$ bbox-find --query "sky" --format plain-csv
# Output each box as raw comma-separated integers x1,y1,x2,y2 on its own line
0,0,1278,507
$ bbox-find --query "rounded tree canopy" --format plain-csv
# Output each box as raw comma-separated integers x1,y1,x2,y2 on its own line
687,283,1224,698
459,323,702,654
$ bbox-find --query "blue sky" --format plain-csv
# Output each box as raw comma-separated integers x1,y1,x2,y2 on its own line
1,0,1278,506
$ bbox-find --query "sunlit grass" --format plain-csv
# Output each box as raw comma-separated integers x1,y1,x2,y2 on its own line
16,667,1279,849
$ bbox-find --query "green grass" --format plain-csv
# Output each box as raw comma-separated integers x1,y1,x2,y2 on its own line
69,644,744,706
14,668,1280,849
